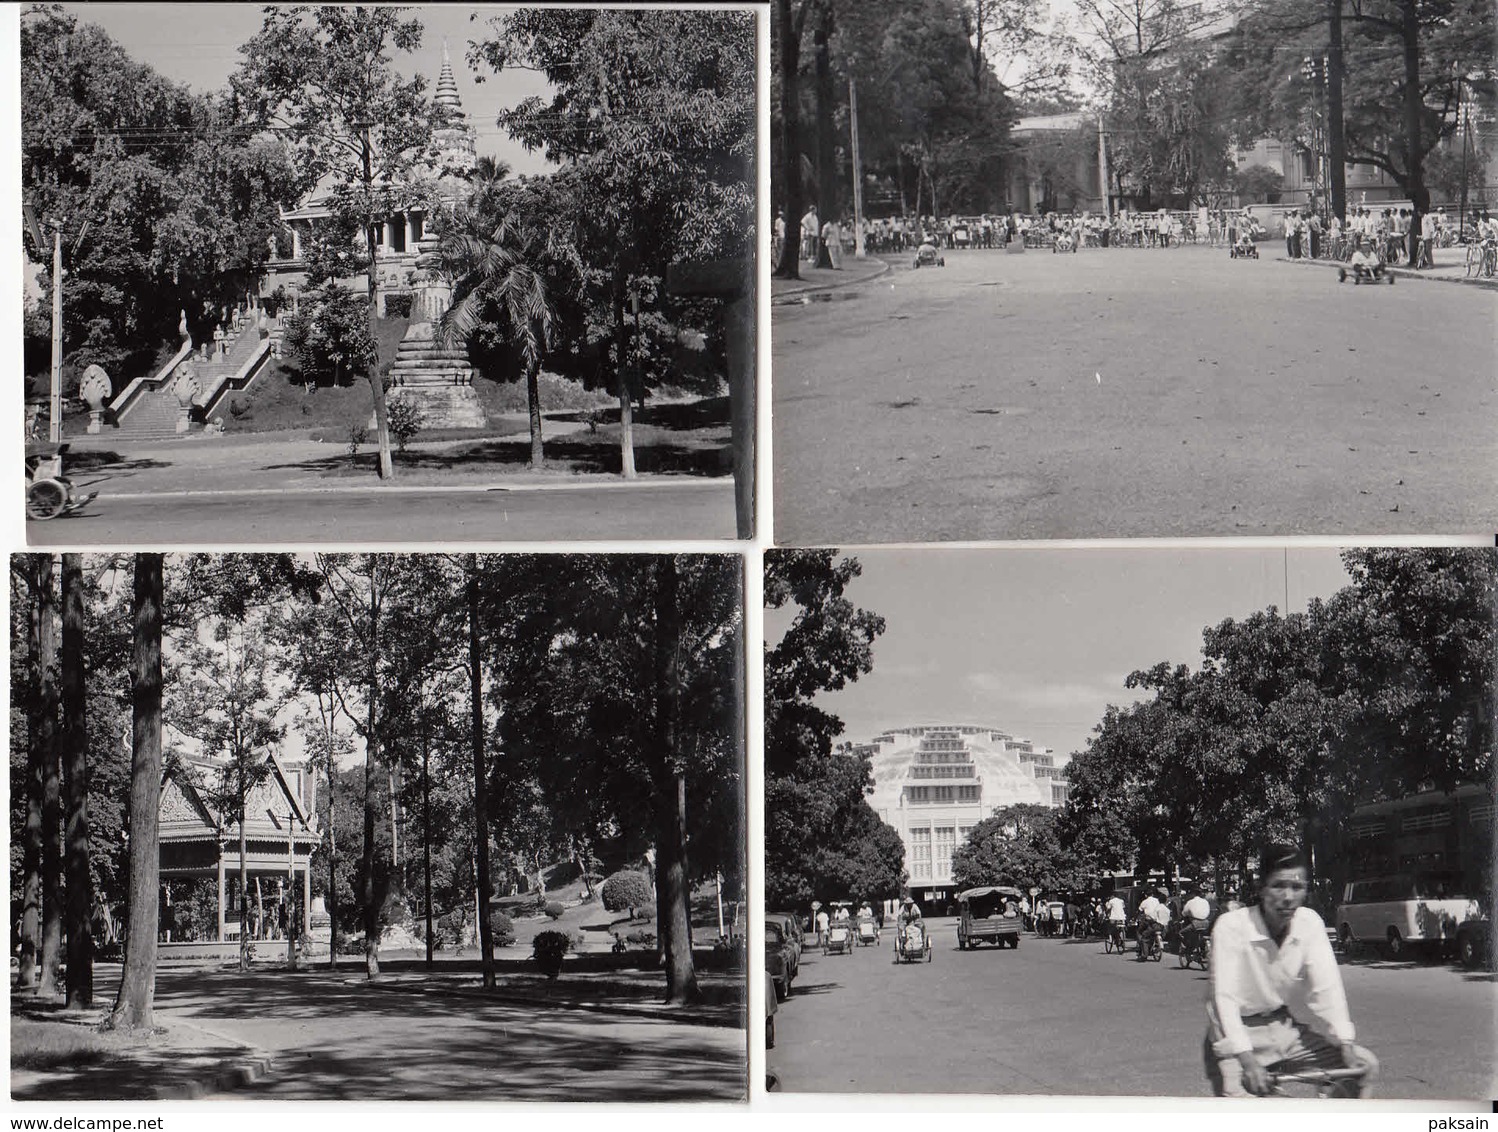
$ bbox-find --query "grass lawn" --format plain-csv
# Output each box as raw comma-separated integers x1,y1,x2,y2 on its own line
10,1004,161,1072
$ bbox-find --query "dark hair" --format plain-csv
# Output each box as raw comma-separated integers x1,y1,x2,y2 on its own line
1259,842,1307,877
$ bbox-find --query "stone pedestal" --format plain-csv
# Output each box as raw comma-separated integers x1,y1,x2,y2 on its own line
80,364,112,434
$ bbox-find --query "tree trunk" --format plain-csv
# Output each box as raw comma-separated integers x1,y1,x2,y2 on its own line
774,0,806,280
19,561,45,990
238,816,250,970
37,554,62,998
325,714,339,968
813,1,837,270
111,553,163,1031
361,566,384,980
422,718,434,970
361,132,394,481
526,359,544,469
1400,0,1425,264
1327,0,1347,222
613,285,636,480
61,554,92,1008
468,556,496,990
652,557,699,1005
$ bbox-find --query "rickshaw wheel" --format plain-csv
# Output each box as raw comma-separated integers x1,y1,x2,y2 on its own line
27,479,67,520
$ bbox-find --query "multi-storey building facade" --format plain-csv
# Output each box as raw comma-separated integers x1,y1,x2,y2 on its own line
849,725,1069,911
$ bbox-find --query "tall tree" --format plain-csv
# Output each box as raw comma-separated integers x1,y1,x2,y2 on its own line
427,185,555,469
234,6,438,480
36,554,62,999
110,553,163,1031
15,561,45,990
764,550,900,908
60,553,92,1008
466,555,496,990
475,10,754,478
952,804,1083,892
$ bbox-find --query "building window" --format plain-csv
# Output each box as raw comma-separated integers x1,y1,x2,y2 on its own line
934,826,956,880
958,785,979,802
910,827,931,879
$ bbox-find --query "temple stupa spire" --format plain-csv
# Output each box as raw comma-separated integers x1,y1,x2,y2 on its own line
436,39,463,114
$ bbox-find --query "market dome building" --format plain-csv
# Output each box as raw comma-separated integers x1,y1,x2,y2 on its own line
847,725,1070,913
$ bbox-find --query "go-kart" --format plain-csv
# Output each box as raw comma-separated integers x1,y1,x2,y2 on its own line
913,242,945,269
1229,238,1259,259
26,444,96,520
1338,262,1394,285
893,921,932,963
824,920,855,956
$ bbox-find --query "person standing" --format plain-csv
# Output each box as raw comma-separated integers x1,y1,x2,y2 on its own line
1205,843,1379,1097
800,205,819,262
820,216,841,269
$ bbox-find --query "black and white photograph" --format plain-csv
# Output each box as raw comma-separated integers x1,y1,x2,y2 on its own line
21,3,757,544
10,552,747,1102
764,545,1496,1098
770,0,1497,543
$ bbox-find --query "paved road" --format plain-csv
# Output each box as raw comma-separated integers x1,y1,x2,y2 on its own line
88,965,745,1101
773,247,1498,542
768,918,1497,1098
26,480,737,544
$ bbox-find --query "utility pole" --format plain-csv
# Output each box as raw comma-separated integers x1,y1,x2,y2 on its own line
849,75,866,259
1327,0,1347,222
50,221,63,443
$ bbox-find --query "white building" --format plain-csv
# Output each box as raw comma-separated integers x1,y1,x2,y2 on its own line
848,725,1069,911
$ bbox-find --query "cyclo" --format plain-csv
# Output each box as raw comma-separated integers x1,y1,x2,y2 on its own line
893,902,932,964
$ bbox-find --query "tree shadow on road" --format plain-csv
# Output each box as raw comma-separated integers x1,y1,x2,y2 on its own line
261,437,730,478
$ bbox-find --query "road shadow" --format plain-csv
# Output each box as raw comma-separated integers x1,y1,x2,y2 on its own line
550,397,730,434
784,981,841,997
59,451,172,474
262,437,730,478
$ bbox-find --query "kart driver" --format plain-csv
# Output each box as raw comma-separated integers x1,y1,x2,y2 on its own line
1205,843,1379,1097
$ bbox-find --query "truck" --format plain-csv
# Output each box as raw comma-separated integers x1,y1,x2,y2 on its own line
956,886,1024,950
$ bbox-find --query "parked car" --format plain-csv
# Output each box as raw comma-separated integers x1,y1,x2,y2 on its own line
765,911,802,977
1456,917,1491,970
765,921,794,1001
1335,871,1476,958
765,973,778,1048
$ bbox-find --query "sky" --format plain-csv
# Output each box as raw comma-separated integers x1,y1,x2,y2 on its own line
779,546,1354,761
58,3,557,176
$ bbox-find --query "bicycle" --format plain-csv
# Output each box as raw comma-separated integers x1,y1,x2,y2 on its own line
1103,921,1127,955
1266,1065,1370,1099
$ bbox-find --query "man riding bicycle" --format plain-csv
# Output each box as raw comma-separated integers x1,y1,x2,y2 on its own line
1137,888,1170,957
1205,843,1378,1097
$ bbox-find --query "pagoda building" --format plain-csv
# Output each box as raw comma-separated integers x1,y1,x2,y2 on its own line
157,750,321,958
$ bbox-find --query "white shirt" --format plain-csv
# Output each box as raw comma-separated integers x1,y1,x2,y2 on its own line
1208,905,1354,1058
1184,895,1211,921
1139,895,1163,922
1105,895,1126,922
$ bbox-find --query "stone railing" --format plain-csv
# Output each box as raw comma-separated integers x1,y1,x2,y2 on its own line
110,336,196,423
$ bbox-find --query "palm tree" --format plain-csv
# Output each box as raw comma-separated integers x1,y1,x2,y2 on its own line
425,171,555,469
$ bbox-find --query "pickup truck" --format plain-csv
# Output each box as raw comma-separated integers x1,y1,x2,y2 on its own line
957,886,1025,950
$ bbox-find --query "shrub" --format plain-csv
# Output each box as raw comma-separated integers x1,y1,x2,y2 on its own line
624,928,657,947
543,901,565,921
489,909,516,948
347,424,367,464
383,292,414,319
533,929,571,979
228,398,251,420
601,870,653,918
387,398,423,452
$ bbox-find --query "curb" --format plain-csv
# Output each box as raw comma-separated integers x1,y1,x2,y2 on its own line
97,477,732,503
153,1052,276,1100
771,259,892,305
1273,255,1498,291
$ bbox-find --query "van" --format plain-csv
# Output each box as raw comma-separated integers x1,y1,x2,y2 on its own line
1335,871,1478,958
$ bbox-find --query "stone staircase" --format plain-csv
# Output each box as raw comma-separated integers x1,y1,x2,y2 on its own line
383,322,488,429
106,321,270,441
